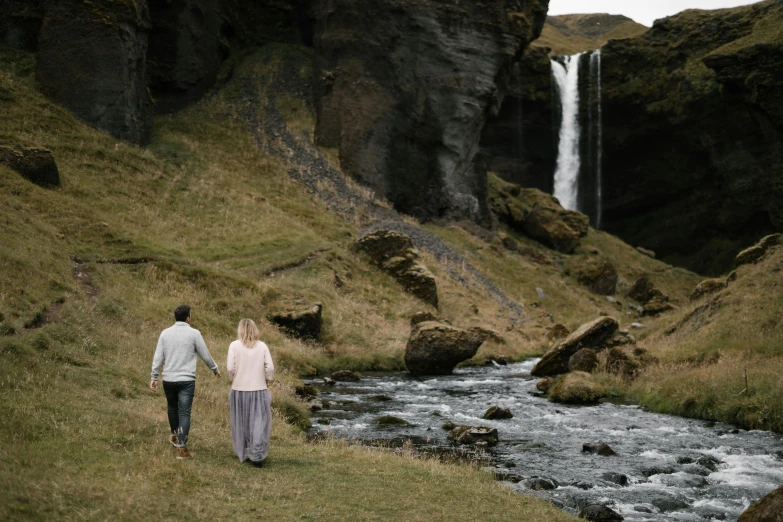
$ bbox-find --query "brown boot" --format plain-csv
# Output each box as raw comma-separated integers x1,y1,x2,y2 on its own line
176,447,193,459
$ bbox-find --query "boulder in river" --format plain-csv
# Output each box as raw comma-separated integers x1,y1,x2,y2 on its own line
331,370,361,382
355,230,438,308
527,477,558,491
447,425,498,446
549,372,606,405
532,316,618,376
375,415,409,426
483,406,513,420
536,377,556,394
738,485,783,522
582,443,616,456
404,321,483,375
568,348,599,373
269,303,323,340
601,472,629,487
484,354,509,366
578,505,624,521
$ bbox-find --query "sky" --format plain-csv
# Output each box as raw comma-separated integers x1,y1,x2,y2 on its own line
547,0,761,26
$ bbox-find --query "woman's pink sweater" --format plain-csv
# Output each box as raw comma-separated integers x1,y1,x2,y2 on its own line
227,340,275,391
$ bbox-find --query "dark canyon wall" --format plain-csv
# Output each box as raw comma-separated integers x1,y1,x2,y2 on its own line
312,0,549,224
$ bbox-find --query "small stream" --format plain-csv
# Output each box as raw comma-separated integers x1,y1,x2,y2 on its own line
306,360,783,521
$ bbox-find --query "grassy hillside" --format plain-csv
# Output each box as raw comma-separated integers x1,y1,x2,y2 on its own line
533,14,648,55
0,39,765,520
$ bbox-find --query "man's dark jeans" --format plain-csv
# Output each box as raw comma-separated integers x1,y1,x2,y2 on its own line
163,380,196,447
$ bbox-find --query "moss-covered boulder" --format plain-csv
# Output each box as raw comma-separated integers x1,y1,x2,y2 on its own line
331,370,361,382
690,278,726,301
569,348,599,373
738,485,783,522
0,146,60,187
375,416,409,426
627,275,666,304
642,296,675,316
404,321,483,375
488,173,589,254
536,377,557,394
578,505,624,521
565,256,618,295
355,230,438,308
483,406,513,420
549,372,606,405
447,425,499,446
532,316,618,376
269,303,323,341
736,234,783,267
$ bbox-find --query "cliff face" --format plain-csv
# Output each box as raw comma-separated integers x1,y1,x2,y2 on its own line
312,0,549,224
599,0,783,275
534,13,647,55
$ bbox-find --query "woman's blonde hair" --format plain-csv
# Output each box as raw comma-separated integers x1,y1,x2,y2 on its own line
237,318,260,347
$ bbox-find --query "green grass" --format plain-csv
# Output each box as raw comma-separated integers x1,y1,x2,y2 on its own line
533,14,648,55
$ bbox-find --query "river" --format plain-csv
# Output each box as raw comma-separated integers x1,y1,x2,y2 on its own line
306,360,783,521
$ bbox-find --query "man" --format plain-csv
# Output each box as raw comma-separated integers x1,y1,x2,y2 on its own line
151,304,221,459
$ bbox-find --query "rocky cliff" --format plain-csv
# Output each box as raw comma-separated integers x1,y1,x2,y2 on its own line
534,13,647,55
312,0,549,224
599,0,783,275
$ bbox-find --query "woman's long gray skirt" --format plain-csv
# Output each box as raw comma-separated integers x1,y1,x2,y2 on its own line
229,389,272,463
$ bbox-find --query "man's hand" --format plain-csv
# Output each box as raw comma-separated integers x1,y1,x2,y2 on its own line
150,380,159,392
215,371,222,379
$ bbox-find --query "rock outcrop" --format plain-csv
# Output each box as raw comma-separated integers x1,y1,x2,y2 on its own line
404,321,483,375
0,0,44,51
569,348,599,373
355,230,438,308
578,505,624,522
489,173,589,254
269,302,323,340
565,256,618,295
532,316,618,376
447,425,499,446
596,1,783,275
735,234,783,267
0,146,60,187
738,485,783,522
312,0,548,224
36,0,153,144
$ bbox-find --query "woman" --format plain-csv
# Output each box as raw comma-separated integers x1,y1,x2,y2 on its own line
227,318,275,467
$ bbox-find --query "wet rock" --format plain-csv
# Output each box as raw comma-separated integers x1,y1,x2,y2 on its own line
536,377,556,394
410,311,438,327
568,348,599,373
447,425,499,446
331,370,361,382
375,415,409,426
269,303,323,341
317,418,331,425
0,147,60,187
602,472,629,487
550,372,606,405
651,497,690,513
36,0,152,144
578,505,624,521
532,316,618,376
355,230,438,308
528,477,558,491
404,321,483,375
322,377,336,386
582,443,616,456
370,394,393,402
690,278,726,301
468,326,506,344
308,400,324,412
489,174,589,253
636,247,656,258
736,234,783,267
738,485,783,522
483,406,513,420
484,354,509,366
441,422,456,431
696,454,722,472
565,256,619,295
572,481,594,490
633,506,653,514
643,466,676,477
494,471,523,483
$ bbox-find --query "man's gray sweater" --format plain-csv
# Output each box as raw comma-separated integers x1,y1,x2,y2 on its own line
151,322,219,382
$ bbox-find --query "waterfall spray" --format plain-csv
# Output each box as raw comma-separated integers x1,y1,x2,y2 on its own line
591,49,603,229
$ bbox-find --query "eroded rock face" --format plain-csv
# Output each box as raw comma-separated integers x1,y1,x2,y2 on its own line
738,485,783,522
598,2,783,276
0,0,43,51
36,0,153,144
0,146,59,187
355,230,438,308
312,0,548,224
404,321,483,375
532,316,618,376
489,173,589,253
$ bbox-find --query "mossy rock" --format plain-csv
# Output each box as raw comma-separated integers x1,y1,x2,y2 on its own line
447,425,499,446
549,372,606,405
565,256,618,295
483,406,513,420
375,416,409,426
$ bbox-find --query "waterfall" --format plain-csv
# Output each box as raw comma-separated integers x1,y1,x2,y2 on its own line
550,50,603,226
551,54,582,211
591,49,603,229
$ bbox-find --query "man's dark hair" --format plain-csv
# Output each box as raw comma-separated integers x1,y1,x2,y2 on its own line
174,305,191,322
